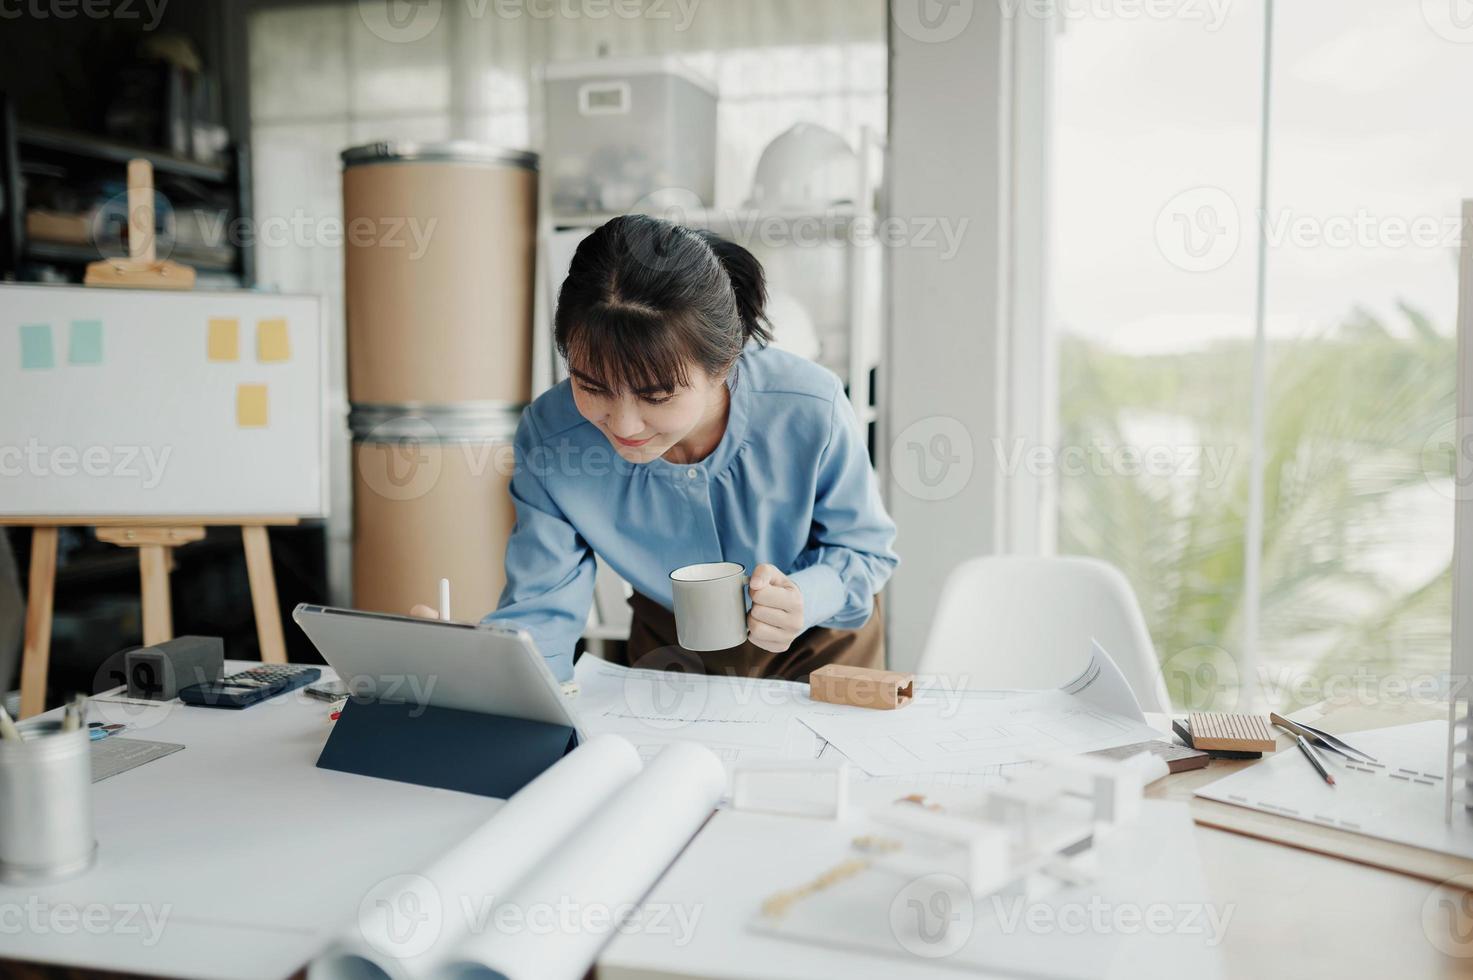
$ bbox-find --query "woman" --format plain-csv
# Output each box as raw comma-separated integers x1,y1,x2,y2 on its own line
426,214,897,682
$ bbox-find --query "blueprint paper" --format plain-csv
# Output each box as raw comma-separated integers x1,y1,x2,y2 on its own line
571,654,806,750
797,642,1162,777
1059,639,1147,722
573,648,1162,781
798,690,1162,777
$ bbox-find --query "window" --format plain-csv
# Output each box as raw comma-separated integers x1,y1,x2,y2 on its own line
1051,1,1463,710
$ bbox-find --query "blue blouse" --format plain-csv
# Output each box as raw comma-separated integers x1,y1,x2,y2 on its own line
483,343,899,680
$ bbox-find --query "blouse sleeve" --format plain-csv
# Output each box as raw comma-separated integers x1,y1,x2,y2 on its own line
786,383,900,630
480,411,597,682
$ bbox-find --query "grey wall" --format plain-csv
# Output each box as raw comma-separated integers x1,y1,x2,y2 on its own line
884,0,1011,671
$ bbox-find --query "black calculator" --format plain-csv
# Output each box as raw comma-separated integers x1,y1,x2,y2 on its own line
178,665,322,709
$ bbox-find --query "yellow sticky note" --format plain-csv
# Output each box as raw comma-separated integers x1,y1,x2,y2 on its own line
237,384,268,428
208,318,239,362
256,318,290,363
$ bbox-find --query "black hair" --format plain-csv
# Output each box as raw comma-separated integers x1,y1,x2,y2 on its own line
554,214,772,395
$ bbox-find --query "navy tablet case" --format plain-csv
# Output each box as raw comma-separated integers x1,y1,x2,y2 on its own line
316,698,578,798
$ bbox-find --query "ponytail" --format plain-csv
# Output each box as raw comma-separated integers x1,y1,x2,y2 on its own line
694,230,774,347
555,214,771,396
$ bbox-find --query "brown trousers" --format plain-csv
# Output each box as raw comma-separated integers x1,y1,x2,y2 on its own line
608,590,885,682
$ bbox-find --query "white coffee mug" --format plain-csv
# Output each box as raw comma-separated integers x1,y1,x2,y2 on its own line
670,562,749,651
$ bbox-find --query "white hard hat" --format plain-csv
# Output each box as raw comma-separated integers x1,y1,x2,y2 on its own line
764,290,821,362
746,123,859,211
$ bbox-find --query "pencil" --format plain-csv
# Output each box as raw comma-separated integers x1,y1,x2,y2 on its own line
1297,734,1335,786
61,694,86,733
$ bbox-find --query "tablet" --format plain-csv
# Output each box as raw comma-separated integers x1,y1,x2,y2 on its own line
292,604,582,738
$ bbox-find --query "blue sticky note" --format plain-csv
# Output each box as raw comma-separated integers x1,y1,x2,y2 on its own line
69,320,103,365
20,324,53,369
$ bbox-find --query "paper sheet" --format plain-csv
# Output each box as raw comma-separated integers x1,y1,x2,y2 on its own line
799,641,1157,777
91,736,184,783
576,649,1161,782
1059,639,1147,722
570,657,831,802
68,319,104,365
1195,720,1473,859
207,317,239,361
572,654,808,750
800,690,1161,777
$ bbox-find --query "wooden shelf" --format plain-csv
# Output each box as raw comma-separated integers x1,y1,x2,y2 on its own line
17,124,232,183
551,203,866,233
25,239,236,272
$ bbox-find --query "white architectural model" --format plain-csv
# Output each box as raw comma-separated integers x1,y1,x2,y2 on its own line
862,751,1153,898
755,749,1158,916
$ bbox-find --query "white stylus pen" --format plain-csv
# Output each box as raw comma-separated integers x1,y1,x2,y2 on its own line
439,578,451,621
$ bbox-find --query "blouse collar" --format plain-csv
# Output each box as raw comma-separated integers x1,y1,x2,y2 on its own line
644,347,752,481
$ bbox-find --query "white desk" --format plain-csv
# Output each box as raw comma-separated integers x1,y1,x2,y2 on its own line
0,665,498,980
599,707,1473,979
7,674,1473,979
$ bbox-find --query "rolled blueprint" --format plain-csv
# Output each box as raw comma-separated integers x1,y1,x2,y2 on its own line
438,740,725,980
310,733,643,980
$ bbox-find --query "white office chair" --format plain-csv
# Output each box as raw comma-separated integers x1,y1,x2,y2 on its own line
916,555,1172,713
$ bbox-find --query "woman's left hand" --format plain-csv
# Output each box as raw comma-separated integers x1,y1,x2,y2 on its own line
747,563,804,653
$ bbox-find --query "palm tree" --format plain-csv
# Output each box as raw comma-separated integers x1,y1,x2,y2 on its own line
1056,303,1455,710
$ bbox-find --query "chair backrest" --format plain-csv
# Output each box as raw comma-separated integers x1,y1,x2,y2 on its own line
916,555,1171,713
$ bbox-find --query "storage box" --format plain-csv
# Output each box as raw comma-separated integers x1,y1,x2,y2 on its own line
542,56,717,214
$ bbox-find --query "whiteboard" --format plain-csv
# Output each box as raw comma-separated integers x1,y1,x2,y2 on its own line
0,284,326,518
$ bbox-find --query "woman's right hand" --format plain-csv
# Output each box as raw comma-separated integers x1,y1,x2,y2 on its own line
408,604,440,619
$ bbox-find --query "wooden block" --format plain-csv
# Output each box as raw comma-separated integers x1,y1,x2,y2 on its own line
83,258,196,290
96,526,206,548
26,208,92,243
1188,712,1277,753
809,664,914,710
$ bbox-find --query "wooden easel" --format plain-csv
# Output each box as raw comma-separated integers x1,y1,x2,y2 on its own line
13,159,286,718
12,518,296,718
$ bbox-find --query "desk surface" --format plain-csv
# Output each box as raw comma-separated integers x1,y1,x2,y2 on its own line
599,701,1473,980
0,667,500,980
5,676,1473,979
1150,700,1473,979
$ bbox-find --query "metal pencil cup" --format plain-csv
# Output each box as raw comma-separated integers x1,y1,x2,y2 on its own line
0,721,97,883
